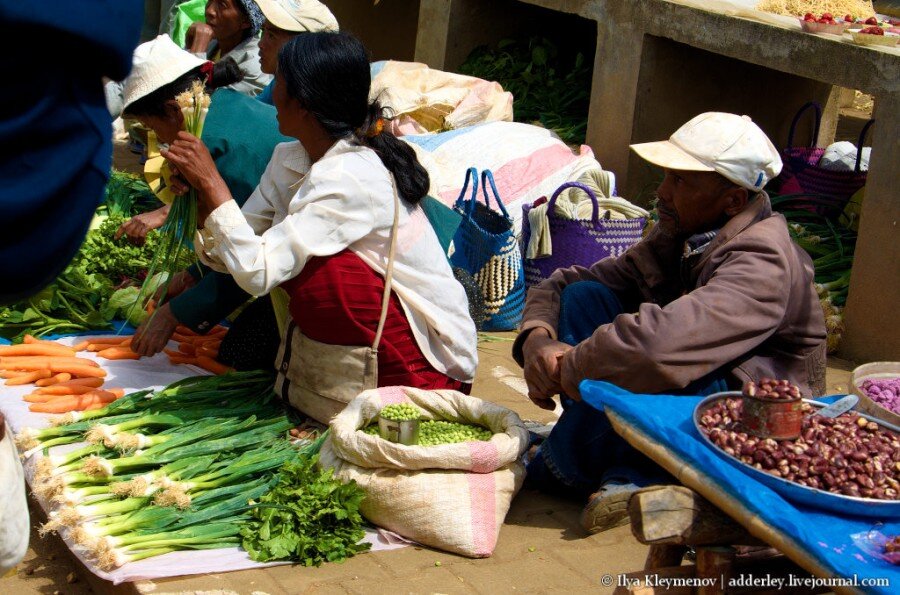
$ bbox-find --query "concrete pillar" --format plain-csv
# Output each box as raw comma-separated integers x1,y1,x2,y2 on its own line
841,92,900,362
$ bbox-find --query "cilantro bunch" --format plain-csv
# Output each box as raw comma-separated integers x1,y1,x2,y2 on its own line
240,456,370,566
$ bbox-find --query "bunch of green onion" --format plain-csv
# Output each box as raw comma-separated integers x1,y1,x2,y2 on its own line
18,371,334,570
134,81,211,323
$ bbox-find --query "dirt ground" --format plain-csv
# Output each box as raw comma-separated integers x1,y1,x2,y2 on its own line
0,137,859,595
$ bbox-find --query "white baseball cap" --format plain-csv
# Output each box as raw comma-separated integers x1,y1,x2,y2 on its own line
630,112,783,192
256,0,339,33
122,35,206,113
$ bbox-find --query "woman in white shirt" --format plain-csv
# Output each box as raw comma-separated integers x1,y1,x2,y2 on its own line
162,31,478,421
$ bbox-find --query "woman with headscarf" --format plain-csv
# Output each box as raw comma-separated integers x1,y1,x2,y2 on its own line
161,32,479,422
186,0,271,96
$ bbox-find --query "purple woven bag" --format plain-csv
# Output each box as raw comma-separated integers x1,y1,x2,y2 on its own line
520,182,645,290
773,102,874,219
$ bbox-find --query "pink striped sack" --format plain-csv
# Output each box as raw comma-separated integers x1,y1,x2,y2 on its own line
319,386,529,557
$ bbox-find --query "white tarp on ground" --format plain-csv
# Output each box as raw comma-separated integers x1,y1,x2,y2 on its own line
0,336,405,585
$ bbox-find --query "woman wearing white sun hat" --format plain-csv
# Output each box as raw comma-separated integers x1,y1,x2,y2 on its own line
254,0,339,105
117,35,292,369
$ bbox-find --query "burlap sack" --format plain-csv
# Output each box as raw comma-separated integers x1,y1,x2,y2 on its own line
319,386,529,557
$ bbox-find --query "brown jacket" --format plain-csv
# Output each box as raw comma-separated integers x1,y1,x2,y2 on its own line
513,193,827,396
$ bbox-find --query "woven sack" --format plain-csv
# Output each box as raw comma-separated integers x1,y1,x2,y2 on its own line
449,169,525,331
319,386,529,557
521,182,645,290
772,102,873,219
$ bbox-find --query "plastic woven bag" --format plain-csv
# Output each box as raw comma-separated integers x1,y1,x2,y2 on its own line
319,386,529,557
449,169,525,331
520,182,645,290
772,102,873,219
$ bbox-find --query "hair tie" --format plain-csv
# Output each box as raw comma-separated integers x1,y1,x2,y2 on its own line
199,61,215,84
366,118,385,138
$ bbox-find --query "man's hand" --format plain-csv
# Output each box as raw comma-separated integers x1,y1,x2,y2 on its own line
559,350,584,401
115,205,170,245
185,22,214,54
132,303,179,357
521,328,572,410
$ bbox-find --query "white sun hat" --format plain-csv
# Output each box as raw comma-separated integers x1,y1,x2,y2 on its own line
630,112,783,192
256,0,339,33
122,35,206,113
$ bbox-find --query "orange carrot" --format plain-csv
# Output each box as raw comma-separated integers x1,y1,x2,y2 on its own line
23,393,58,403
52,377,104,389
178,343,196,356
81,335,133,344
23,334,53,344
0,370,32,379
97,347,141,360
171,333,194,344
167,355,197,366
49,365,106,378
197,345,219,359
34,372,72,387
35,384,99,396
146,299,156,315
0,358,99,371
73,340,90,352
175,325,199,337
83,402,107,411
5,368,52,386
195,355,233,375
0,344,76,357
28,393,109,413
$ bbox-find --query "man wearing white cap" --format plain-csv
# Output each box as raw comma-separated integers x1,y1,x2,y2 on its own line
254,0,339,105
514,113,826,533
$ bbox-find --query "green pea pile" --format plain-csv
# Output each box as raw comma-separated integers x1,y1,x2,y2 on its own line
362,424,380,436
419,420,492,446
379,404,422,421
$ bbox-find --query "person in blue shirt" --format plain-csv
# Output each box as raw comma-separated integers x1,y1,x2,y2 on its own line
0,2,143,304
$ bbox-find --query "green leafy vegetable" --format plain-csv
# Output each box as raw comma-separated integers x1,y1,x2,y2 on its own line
459,36,591,145
240,456,370,566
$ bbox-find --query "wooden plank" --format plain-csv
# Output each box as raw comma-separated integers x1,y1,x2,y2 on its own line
644,544,687,570
629,485,763,546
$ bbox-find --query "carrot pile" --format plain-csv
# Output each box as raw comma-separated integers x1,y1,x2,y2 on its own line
164,325,233,375
0,336,126,413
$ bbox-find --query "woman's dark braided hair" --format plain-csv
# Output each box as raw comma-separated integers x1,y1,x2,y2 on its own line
277,32,429,205
122,58,242,118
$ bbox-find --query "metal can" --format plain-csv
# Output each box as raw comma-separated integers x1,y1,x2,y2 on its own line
378,417,420,445
741,394,803,440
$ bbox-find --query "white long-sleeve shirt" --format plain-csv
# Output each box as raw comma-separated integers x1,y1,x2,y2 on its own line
197,139,478,382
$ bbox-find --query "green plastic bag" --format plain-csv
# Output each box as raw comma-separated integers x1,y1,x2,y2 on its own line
169,0,207,48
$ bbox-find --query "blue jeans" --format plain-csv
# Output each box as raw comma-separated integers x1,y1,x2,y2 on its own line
526,281,729,500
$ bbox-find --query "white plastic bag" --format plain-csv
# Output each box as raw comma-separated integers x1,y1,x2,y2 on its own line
319,386,529,557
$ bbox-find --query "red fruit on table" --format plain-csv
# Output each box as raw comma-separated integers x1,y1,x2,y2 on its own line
804,12,815,21
865,16,879,25
844,14,853,22
822,12,834,21
861,26,885,35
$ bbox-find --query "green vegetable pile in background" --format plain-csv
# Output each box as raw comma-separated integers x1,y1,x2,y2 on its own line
771,193,857,354
459,36,591,145
240,456,370,566
0,172,189,342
